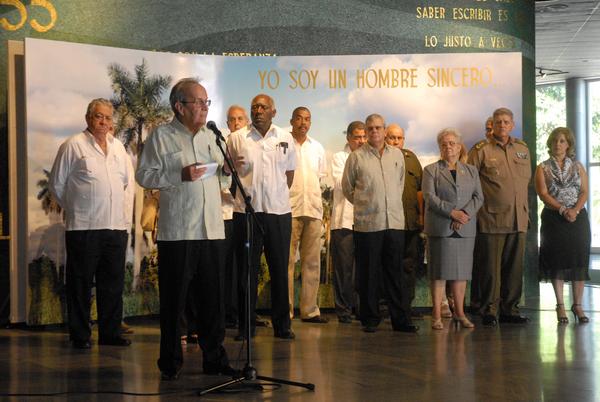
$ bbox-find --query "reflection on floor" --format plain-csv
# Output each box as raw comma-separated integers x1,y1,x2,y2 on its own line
1,283,599,401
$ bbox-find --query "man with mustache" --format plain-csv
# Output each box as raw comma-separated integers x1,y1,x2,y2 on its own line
287,107,328,323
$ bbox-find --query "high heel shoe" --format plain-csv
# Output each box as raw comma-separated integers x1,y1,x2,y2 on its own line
452,315,475,329
441,302,453,318
571,304,589,323
555,304,568,324
431,318,444,330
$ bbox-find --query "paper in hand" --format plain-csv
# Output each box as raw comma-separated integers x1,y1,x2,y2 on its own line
196,162,218,179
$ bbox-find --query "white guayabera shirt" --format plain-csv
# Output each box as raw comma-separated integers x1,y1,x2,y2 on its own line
289,135,327,220
227,124,297,215
49,130,130,231
136,119,231,241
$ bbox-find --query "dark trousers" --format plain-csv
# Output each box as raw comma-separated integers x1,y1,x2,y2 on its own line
331,228,356,319
233,212,292,335
65,229,127,342
476,232,526,317
354,229,410,328
223,219,238,324
180,222,237,335
157,240,228,374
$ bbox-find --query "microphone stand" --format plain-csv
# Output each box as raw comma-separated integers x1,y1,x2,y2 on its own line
197,127,315,397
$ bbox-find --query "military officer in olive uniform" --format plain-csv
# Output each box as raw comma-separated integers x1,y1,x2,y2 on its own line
467,107,531,327
385,124,424,316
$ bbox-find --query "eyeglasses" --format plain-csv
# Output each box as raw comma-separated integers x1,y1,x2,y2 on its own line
92,113,113,121
181,99,212,107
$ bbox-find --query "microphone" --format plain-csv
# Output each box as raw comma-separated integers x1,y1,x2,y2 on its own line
206,121,225,141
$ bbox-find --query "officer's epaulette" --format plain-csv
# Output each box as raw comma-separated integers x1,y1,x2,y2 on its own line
472,140,487,150
514,138,528,147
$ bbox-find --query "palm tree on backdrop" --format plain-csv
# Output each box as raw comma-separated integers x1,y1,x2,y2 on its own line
37,169,62,217
108,59,172,155
107,59,172,284
36,168,64,270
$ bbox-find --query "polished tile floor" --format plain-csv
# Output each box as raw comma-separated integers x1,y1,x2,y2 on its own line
1,283,599,401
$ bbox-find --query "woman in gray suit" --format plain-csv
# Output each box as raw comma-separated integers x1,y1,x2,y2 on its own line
423,128,483,330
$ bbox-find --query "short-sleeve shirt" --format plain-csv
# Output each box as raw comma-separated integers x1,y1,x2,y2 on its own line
227,124,297,214
342,143,405,232
289,135,326,219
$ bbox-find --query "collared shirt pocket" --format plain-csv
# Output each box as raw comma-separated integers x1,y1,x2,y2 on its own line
75,156,99,178
481,160,501,181
513,157,531,179
264,141,287,170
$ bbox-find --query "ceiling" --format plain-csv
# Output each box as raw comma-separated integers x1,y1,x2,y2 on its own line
535,0,600,83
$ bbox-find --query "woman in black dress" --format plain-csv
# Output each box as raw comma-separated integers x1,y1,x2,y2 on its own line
535,127,591,324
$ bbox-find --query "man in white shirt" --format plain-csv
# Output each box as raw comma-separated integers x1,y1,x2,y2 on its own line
49,98,131,349
330,121,366,323
342,114,418,333
136,78,234,380
287,107,328,323
227,94,296,340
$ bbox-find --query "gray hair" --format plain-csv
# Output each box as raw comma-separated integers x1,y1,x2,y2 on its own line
227,104,247,118
436,127,463,146
493,107,513,120
365,113,385,126
169,77,201,114
86,98,113,117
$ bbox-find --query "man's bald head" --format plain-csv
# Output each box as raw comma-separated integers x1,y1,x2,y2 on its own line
385,124,405,149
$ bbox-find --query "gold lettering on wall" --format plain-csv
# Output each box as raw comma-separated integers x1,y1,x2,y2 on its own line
427,67,493,88
0,0,57,32
416,6,446,19
452,8,492,21
416,1,517,50
355,68,418,89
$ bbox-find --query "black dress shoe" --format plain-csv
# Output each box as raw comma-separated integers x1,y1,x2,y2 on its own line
72,340,92,349
482,315,498,327
203,364,240,376
338,316,352,324
160,368,181,381
301,315,329,324
394,324,419,333
98,337,132,346
499,314,530,324
363,326,377,333
274,330,295,339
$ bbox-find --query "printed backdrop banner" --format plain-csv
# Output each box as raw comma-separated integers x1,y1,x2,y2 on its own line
25,38,521,325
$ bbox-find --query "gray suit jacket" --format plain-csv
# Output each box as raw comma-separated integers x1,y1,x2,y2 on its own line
423,160,483,238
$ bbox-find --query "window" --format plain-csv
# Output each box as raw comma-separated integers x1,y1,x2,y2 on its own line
588,80,600,250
